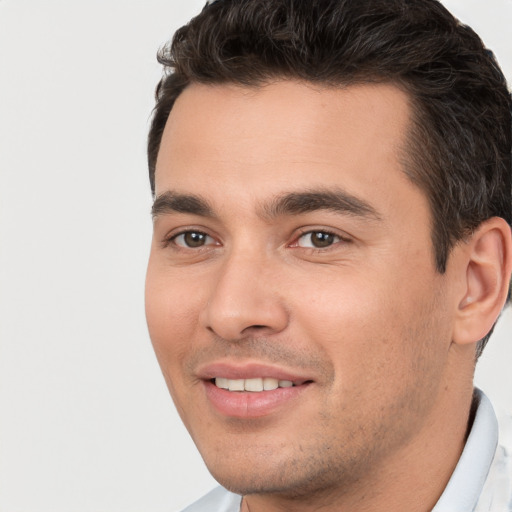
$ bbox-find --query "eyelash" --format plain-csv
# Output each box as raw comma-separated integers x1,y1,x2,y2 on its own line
163,229,217,250
162,228,350,252
291,228,350,251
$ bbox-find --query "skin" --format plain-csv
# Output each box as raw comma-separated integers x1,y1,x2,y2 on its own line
146,81,482,511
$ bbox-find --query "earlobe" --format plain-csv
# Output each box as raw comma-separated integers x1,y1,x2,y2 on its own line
453,217,512,346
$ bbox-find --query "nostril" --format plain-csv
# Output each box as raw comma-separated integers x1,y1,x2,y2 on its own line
241,325,269,335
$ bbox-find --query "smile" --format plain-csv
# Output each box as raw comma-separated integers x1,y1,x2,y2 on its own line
203,377,313,419
197,362,315,418
213,377,296,392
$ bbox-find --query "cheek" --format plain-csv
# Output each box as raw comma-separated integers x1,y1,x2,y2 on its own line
293,269,395,343
291,266,441,386
145,264,200,373
145,268,205,425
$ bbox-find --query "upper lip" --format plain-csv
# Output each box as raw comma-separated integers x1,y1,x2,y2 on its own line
196,361,314,385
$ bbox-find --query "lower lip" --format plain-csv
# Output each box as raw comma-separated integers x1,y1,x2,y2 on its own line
203,380,310,418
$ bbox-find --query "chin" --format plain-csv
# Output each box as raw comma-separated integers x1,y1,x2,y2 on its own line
201,443,354,500
201,446,297,495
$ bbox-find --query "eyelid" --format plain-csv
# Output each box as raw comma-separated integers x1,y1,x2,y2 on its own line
174,232,215,248
289,227,352,249
161,227,220,249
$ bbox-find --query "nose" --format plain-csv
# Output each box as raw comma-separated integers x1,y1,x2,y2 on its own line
200,251,289,341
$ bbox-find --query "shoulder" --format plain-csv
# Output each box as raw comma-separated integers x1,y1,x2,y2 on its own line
180,486,241,512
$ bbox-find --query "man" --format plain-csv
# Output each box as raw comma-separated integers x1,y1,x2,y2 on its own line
144,0,512,510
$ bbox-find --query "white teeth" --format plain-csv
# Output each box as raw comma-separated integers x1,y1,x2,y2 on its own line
228,379,245,391
263,377,279,390
215,377,229,389
214,377,296,392
244,378,264,392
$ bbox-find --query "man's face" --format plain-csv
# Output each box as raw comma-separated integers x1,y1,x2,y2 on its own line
146,81,458,498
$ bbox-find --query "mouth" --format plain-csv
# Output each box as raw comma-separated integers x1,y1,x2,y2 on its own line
198,364,315,418
211,376,311,392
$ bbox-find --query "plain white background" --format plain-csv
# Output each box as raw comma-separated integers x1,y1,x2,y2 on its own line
0,1,511,511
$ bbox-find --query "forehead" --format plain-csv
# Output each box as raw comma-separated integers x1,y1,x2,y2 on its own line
154,81,413,210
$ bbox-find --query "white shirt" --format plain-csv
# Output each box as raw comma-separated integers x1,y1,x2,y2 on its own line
181,390,512,512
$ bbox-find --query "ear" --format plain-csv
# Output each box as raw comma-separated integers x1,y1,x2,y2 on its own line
453,217,512,346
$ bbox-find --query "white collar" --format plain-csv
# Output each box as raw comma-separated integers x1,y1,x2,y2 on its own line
432,389,499,512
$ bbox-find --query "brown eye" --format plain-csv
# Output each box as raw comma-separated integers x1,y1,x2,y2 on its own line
297,231,340,248
173,231,214,248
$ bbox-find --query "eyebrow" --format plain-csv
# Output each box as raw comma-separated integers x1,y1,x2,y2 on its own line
151,188,381,221
151,191,215,219
260,189,381,221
